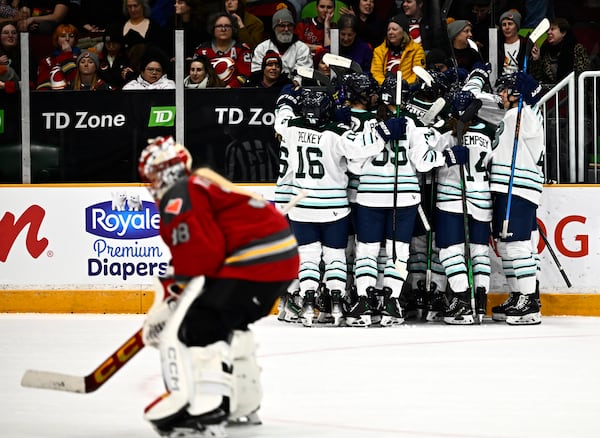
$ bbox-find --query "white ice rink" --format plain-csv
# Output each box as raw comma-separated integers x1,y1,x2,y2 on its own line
2,313,600,438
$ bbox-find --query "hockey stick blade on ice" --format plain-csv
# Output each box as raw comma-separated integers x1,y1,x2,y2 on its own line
21,328,145,394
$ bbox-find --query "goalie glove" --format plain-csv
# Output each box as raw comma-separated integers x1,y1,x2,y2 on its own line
142,276,186,348
375,117,407,142
443,145,469,167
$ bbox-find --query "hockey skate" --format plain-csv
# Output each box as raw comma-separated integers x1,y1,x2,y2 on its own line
505,294,542,325
475,287,487,322
415,280,429,320
443,291,474,325
279,292,301,323
379,288,405,327
400,287,418,320
228,409,262,426
345,295,372,327
330,290,345,326
425,282,444,322
491,292,521,322
316,287,334,324
300,291,316,327
367,287,383,325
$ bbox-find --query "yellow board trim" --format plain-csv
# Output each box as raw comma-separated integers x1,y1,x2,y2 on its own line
2,291,600,316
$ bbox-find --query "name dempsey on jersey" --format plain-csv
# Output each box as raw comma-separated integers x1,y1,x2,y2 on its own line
463,133,491,147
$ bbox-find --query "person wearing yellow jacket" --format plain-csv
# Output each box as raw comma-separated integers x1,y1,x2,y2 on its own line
370,14,425,85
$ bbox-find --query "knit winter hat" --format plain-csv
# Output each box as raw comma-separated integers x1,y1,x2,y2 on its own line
272,7,295,30
499,10,521,30
77,50,100,69
447,19,471,41
388,14,409,32
140,47,169,73
262,50,282,70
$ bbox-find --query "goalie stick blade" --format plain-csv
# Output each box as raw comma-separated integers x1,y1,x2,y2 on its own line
21,328,145,394
412,65,433,87
21,370,86,393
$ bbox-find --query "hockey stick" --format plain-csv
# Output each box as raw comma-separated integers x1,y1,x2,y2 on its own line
539,227,572,288
281,189,309,215
322,53,363,73
456,99,483,323
295,66,335,95
392,70,403,272
21,328,145,393
500,18,550,238
413,65,433,87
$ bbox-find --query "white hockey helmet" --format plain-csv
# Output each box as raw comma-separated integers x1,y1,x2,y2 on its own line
138,136,192,200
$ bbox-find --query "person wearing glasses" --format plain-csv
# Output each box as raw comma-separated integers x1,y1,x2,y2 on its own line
250,7,312,79
35,23,81,90
122,45,175,89
193,12,251,87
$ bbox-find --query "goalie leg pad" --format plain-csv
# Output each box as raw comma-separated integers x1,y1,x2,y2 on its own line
228,330,262,424
145,276,233,434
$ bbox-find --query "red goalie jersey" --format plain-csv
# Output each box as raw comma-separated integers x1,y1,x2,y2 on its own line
157,169,299,281
193,43,252,88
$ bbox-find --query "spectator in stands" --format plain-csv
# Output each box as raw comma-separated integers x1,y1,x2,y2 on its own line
370,14,425,85
530,17,591,86
0,21,19,72
336,13,372,72
17,0,69,34
193,12,251,87
295,0,334,54
183,54,225,88
122,45,175,89
68,50,111,90
313,45,330,75
98,24,131,89
251,7,312,78
496,9,526,75
0,1,19,24
171,0,209,59
35,23,81,90
400,0,445,53
447,19,483,71
0,21,21,94
245,49,292,88
223,0,264,49
469,0,492,61
120,0,165,54
340,0,391,49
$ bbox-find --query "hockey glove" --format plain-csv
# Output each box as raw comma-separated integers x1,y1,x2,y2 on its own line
465,62,491,87
515,71,542,106
375,117,407,142
451,90,476,119
333,105,352,125
142,276,185,348
443,145,469,167
276,84,302,110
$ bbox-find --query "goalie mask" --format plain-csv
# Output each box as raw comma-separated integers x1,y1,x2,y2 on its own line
299,88,333,126
139,136,192,200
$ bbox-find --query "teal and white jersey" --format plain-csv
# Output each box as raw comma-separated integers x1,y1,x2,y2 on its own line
347,108,378,203
355,117,423,208
490,104,545,206
275,104,385,222
434,120,495,222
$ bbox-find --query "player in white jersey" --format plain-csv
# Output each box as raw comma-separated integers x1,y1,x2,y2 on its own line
274,85,398,326
420,91,494,324
490,72,544,325
348,75,428,327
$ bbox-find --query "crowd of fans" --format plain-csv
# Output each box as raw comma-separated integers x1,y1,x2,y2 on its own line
0,0,596,94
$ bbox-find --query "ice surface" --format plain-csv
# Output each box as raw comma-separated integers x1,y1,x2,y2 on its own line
2,313,600,437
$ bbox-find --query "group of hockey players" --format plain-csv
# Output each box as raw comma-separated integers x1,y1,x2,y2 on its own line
273,60,545,330
131,58,544,438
